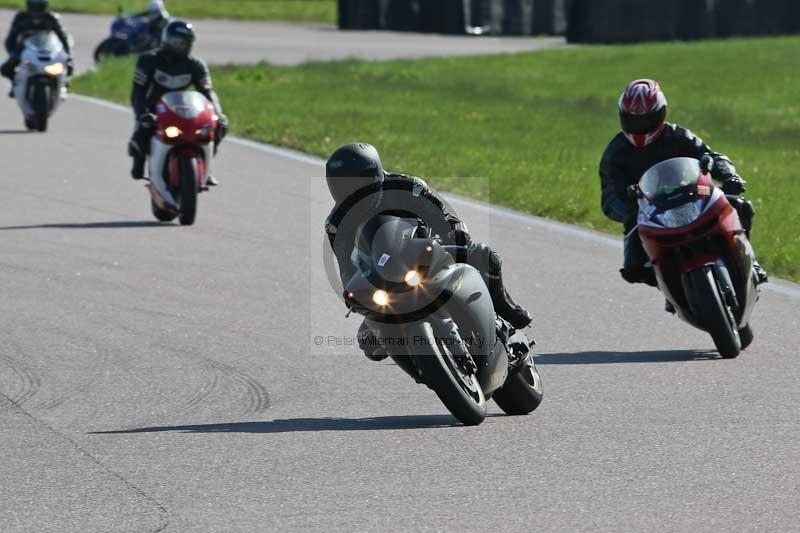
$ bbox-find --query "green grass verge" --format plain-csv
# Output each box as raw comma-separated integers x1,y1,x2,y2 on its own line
73,37,800,282
0,0,336,23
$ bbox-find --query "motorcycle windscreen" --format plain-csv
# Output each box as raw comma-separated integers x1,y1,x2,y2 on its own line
24,31,62,54
638,158,705,228
161,91,209,120
639,157,701,201
351,215,429,286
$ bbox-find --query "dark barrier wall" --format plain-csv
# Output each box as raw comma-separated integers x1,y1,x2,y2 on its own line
532,0,574,35
338,0,380,30
338,0,573,35
339,0,800,40
567,0,800,43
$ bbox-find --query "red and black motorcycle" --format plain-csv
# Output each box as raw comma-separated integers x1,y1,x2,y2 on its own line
147,90,219,226
633,157,760,358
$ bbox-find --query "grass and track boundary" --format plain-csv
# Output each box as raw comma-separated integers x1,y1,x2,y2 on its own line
73,36,800,282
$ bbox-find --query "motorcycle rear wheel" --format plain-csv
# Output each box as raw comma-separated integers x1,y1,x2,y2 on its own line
492,355,543,416
151,199,176,222
94,38,128,63
739,324,754,351
688,267,741,359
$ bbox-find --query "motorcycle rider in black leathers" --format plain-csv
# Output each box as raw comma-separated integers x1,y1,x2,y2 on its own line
1,0,72,93
600,79,767,299
325,143,532,361
128,20,228,183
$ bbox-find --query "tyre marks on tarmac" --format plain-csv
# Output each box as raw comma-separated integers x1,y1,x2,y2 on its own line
118,358,271,431
117,346,272,431
0,324,115,414
208,358,271,415
34,333,109,411
0,341,41,407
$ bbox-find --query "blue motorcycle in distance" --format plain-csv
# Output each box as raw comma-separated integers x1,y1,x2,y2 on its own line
94,12,162,63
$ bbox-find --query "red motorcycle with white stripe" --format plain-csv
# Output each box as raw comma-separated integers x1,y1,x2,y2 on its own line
148,90,218,225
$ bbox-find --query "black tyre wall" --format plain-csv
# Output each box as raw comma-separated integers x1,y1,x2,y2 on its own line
566,0,800,43
339,0,799,39
337,0,380,30
503,0,533,35
532,0,573,35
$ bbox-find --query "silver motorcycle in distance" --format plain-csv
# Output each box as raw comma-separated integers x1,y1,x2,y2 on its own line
344,215,544,426
13,31,70,132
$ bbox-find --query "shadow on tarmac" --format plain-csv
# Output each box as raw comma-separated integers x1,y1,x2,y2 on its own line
92,414,463,435
536,350,720,365
0,129,32,134
0,221,174,230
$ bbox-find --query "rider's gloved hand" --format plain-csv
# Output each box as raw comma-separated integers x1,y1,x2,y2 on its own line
722,176,747,196
453,228,470,246
138,112,157,129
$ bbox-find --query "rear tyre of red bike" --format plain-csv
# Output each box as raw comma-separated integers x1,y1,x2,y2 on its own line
151,199,176,222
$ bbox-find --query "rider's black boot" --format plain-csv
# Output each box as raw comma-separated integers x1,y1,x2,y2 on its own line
754,260,769,285
131,157,146,180
491,285,533,330
467,243,533,330
620,265,658,287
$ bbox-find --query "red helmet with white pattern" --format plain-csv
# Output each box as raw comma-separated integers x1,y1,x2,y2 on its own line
618,79,668,148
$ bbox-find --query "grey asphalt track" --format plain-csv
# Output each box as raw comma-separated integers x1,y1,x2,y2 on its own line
1,88,799,531
0,10,566,74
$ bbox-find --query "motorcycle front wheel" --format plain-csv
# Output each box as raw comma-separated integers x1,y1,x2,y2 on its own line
177,156,199,226
31,83,48,132
410,322,486,426
687,266,741,359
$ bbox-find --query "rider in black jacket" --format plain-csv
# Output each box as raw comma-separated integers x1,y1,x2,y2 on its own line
325,143,532,361
128,20,228,182
1,0,72,87
600,79,767,289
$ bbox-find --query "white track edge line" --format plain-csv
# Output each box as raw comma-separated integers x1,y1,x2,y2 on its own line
72,94,800,299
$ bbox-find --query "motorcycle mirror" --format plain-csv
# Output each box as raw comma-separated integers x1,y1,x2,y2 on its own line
700,154,714,174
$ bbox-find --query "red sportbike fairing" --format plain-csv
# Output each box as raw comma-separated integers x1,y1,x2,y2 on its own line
635,157,760,359
147,90,219,226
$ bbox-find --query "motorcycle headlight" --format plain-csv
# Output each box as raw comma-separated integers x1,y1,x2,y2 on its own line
404,270,423,287
372,290,390,307
164,126,182,139
44,62,64,76
656,202,702,228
